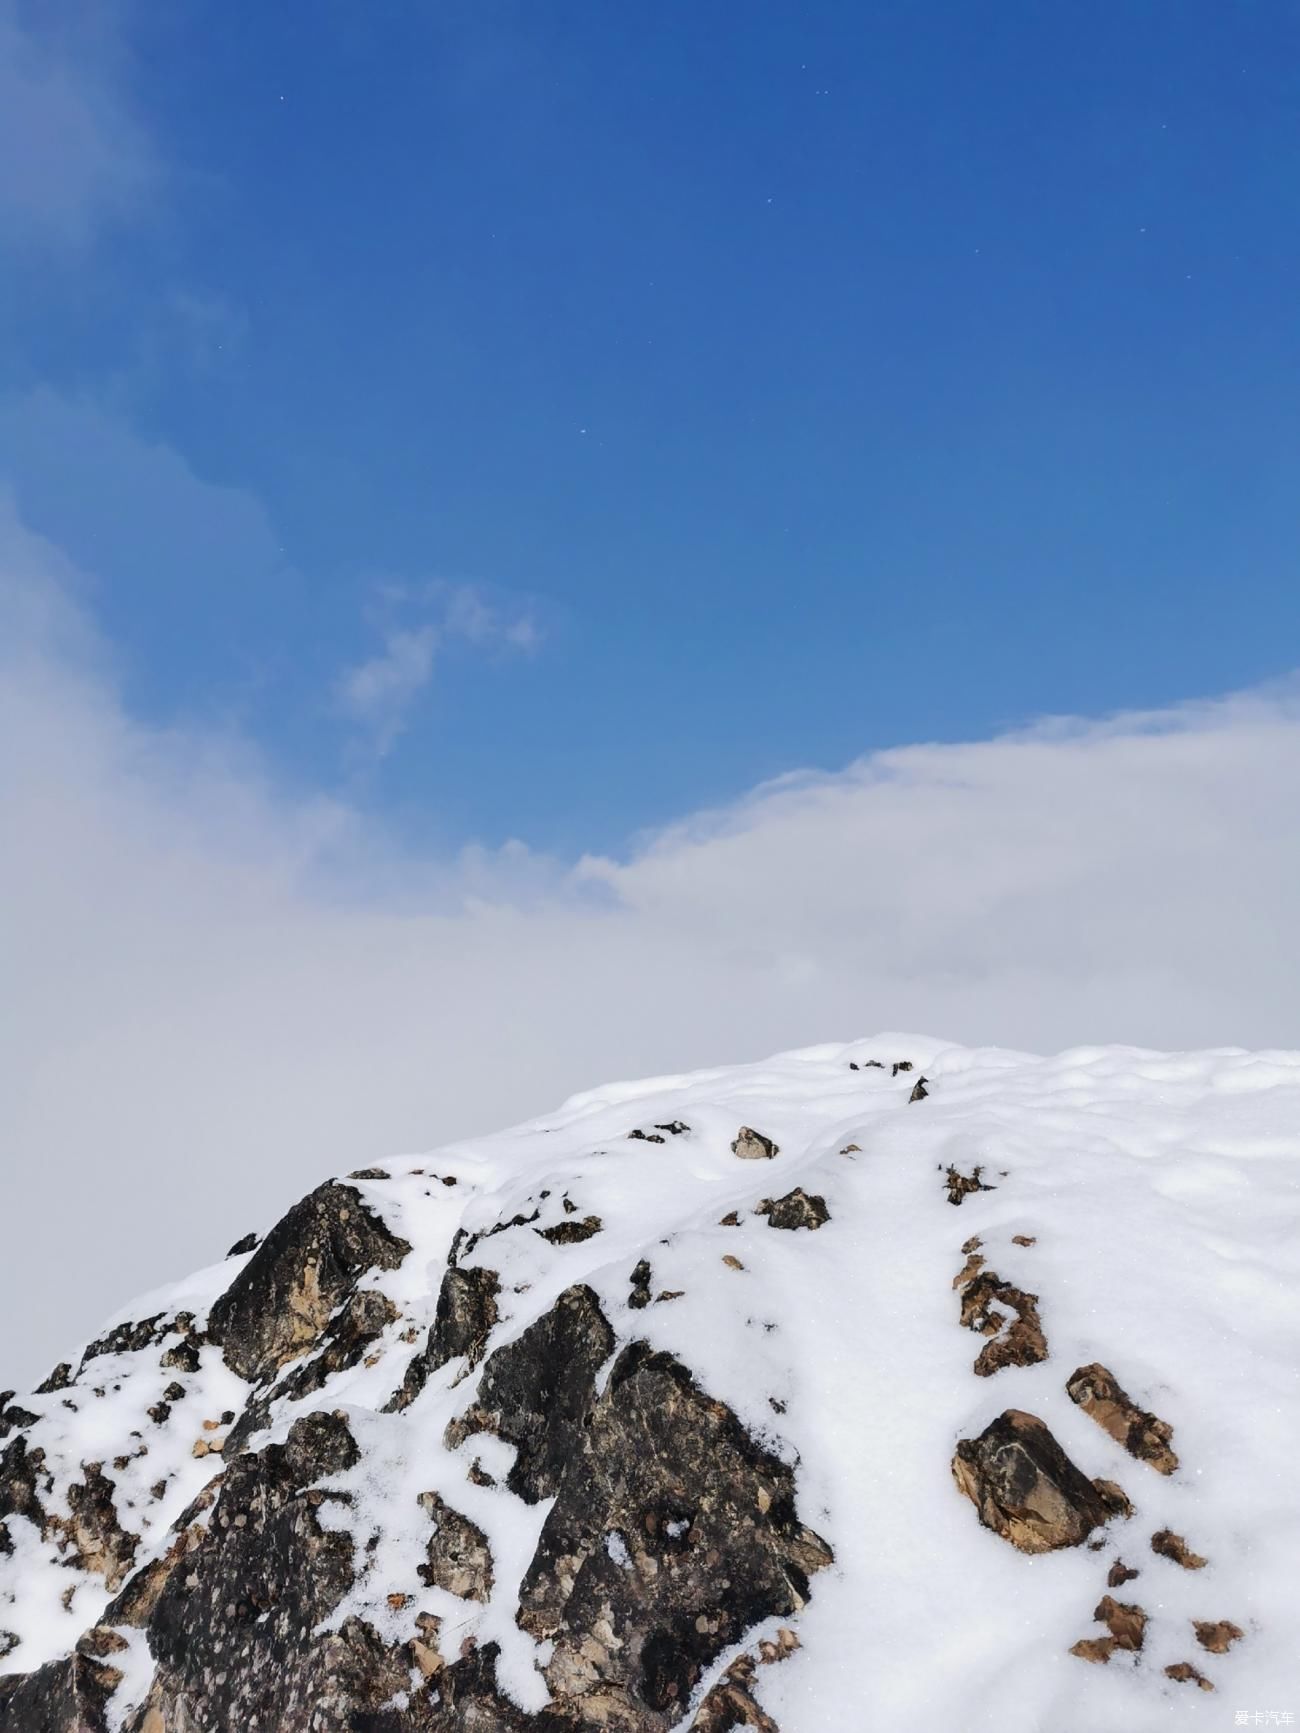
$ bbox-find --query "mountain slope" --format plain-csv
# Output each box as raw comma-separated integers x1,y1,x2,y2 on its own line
2,1035,1296,1730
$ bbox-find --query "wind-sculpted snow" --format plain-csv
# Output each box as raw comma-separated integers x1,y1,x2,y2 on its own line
1,1035,1297,1730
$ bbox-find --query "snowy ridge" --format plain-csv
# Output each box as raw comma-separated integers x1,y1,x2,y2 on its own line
1,1034,1297,1731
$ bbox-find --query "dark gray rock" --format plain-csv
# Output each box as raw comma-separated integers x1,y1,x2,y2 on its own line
387,1263,501,1413
207,1181,410,1383
517,1341,833,1726
445,1284,615,1503
756,1189,830,1232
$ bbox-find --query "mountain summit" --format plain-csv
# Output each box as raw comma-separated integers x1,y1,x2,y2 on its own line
2,1037,1295,1730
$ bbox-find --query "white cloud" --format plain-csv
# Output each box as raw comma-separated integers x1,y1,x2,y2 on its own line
0,0,156,249
4,502,1300,1384
335,583,541,757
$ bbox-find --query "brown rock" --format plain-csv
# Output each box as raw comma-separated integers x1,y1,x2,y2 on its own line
908,1076,929,1102
1193,1619,1243,1653
952,1410,1129,1554
1165,1661,1214,1690
1107,1560,1139,1587
1094,1595,1147,1651
957,1270,1049,1376
1151,1528,1208,1570
1066,1363,1178,1475
945,1166,995,1205
1069,1636,1117,1664
1012,1234,1036,1247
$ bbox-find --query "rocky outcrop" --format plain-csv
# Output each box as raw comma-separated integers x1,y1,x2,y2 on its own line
445,1284,616,1502
516,1340,833,1725
1065,1363,1178,1475
388,1262,502,1413
952,1409,1128,1553
143,1410,368,1730
207,1181,410,1383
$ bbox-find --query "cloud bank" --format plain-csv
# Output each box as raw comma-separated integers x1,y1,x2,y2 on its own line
4,498,1300,1381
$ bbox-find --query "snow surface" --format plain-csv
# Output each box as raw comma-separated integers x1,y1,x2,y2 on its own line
2,1034,1298,1730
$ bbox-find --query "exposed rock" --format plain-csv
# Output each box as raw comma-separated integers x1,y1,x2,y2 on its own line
226,1230,261,1256
731,1128,779,1161
755,1188,830,1231
1193,1619,1243,1653
0,1434,49,1540
159,1337,201,1375
1151,1528,1207,1570
0,1649,121,1732
417,1491,494,1601
78,1315,169,1372
1011,1234,1036,1247
142,1412,371,1730
207,1181,411,1383
517,1341,832,1724
348,1168,392,1181
944,1166,995,1206
227,1287,400,1455
690,1654,779,1732
956,1269,1048,1376
629,1129,666,1144
445,1284,615,1503
536,1214,603,1245
55,1464,138,1589
1165,1661,1214,1690
908,1076,929,1103
386,1262,502,1417
34,1363,73,1395
0,1396,39,1441
1066,1363,1179,1475
951,1251,985,1289
1107,1559,1139,1587
1068,1591,1150,1667
891,1061,913,1076
629,1259,654,1310
952,1410,1128,1554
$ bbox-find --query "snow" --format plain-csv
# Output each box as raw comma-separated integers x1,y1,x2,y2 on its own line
3,1033,1298,1730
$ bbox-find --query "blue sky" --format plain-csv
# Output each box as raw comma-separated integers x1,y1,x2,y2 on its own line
4,0,1300,856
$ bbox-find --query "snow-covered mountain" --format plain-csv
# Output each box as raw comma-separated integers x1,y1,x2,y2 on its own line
2,1035,1296,1731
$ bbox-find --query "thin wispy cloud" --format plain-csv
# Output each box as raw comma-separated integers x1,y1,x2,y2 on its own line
335,582,541,758
0,0,156,250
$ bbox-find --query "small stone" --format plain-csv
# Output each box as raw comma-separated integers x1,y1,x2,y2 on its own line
721,1256,745,1271
1193,1619,1243,1653
891,1061,913,1075
1107,1560,1139,1587
1012,1234,1037,1246
1151,1528,1207,1570
1165,1661,1214,1690
718,1211,741,1226
1066,1363,1178,1475
908,1076,929,1102
731,1127,779,1161
945,1166,995,1205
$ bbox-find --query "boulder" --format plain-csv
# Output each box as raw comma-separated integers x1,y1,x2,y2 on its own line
952,1410,1128,1553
